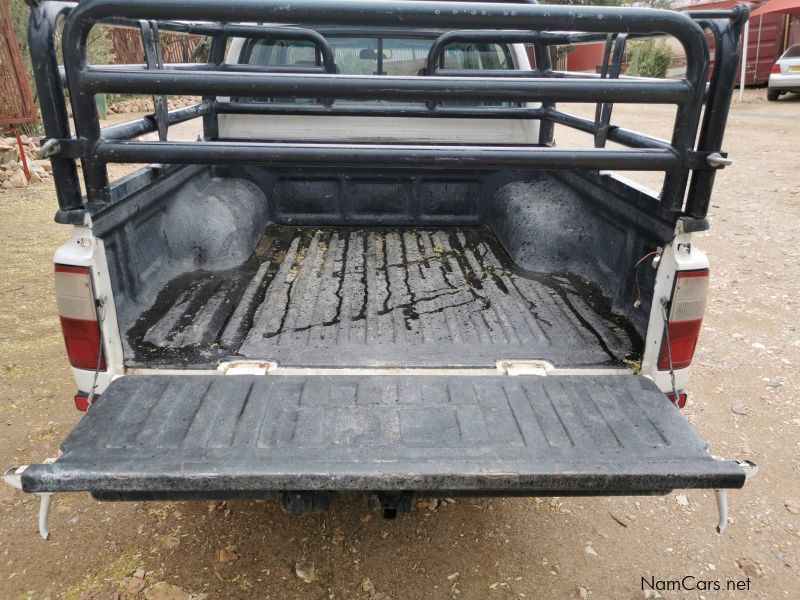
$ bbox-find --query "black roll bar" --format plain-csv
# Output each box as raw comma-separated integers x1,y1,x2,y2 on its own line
28,0,745,222
425,30,544,75
685,5,749,218
80,69,694,104
93,141,678,171
207,25,336,73
101,101,212,141
27,1,83,215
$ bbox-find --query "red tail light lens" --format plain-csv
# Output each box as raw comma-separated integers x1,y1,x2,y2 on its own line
658,269,709,371
666,391,688,409
73,392,99,411
55,265,106,371
771,63,781,74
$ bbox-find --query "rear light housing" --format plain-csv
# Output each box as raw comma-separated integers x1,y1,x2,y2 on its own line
771,62,781,74
55,265,106,371
658,269,709,371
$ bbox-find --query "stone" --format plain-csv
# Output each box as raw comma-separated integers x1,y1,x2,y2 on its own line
10,170,28,188
785,499,800,514
735,558,763,578
127,577,147,595
0,146,18,164
143,582,190,600
730,403,748,415
584,545,598,556
295,559,316,583
166,536,181,549
676,495,689,507
33,159,52,172
361,577,376,595
217,548,238,563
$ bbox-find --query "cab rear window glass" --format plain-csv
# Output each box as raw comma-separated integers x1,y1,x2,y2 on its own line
239,36,516,106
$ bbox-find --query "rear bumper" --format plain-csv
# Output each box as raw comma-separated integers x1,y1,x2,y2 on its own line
768,73,800,91
15,374,748,499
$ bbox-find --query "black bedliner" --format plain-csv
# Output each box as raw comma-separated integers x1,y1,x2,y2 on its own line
128,226,640,368
20,374,745,498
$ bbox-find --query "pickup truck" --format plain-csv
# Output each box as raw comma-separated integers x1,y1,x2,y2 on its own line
6,0,756,538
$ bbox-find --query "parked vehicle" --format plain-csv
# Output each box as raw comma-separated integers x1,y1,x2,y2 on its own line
5,0,756,539
768,43,800,100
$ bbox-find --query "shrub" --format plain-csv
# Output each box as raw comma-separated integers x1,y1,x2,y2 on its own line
627,39,674,79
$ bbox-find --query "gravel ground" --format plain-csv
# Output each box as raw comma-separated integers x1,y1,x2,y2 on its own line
0,89,798,600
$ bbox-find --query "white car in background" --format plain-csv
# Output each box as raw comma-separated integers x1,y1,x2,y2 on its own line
768,43,800,101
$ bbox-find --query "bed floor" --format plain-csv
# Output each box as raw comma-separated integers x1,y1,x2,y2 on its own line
127,226,640,368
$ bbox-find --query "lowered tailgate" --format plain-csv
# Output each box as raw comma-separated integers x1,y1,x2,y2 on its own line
18,374,745,496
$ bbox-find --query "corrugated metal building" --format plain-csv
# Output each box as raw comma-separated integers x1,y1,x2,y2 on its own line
679,0,799,86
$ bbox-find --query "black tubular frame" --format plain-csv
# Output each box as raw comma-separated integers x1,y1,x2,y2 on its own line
27,0,749,222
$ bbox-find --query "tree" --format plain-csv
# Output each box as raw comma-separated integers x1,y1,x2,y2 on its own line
8,0,115,101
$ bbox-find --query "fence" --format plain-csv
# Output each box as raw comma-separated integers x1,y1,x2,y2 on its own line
110,28,208,64
0,0,37,127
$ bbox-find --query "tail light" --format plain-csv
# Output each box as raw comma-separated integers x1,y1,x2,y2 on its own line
771,63,781,74
666,391,687,409
658,269,709,371
55,265,106,371
73,392,98,411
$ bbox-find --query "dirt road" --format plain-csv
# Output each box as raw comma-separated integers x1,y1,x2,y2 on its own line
1,89,798,600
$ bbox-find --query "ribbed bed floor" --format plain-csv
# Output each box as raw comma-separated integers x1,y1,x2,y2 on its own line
127,226,639,368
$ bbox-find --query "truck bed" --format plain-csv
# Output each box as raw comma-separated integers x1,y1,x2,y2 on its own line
128,225,639,368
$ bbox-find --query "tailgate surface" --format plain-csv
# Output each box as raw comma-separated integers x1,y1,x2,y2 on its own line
21,375,745,495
